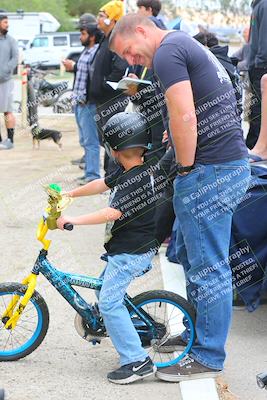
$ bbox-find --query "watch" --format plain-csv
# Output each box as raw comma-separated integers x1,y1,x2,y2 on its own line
176,164,195,174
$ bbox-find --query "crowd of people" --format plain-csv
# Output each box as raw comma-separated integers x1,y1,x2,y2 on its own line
1,0,267,388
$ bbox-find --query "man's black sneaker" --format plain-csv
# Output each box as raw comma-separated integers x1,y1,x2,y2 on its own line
107,356,157,384
154,335,187,353
156,355,222,382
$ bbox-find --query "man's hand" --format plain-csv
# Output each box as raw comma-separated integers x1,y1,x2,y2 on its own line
162,130,169,144
62,59,75,72
123,73,139,96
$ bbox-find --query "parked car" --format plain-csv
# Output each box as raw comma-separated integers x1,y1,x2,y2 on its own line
24,32,83,69
66,50,82,64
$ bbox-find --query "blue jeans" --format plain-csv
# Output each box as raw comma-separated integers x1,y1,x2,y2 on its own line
97,252,154,366
173,159,250,370
74,103,100,180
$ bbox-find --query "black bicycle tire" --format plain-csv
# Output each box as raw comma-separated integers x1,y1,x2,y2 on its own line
0,283,49,361
130,289,196,349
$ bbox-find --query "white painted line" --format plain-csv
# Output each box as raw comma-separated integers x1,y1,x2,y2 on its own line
159,247,220,400
180,379,219,400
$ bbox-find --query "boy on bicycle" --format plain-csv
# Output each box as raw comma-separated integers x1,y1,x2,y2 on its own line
57,112,166,384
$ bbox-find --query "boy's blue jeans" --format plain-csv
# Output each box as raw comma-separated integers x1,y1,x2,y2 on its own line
74,103,100,180
173,159,250,370
97,252,154,366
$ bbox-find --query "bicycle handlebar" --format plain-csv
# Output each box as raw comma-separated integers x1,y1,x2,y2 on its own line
63,223,74,231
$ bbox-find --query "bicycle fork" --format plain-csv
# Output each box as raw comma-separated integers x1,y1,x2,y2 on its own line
1,273,37,330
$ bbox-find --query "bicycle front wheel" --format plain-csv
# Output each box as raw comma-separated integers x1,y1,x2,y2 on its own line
129,290,196,368
53,90,73,114
0,283,49,361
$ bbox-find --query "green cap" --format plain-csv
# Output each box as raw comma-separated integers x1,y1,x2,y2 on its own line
49,183,61,193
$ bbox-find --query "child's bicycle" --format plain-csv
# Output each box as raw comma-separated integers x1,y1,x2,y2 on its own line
0,184,195,368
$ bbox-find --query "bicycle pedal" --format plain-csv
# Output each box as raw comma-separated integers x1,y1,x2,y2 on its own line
89,338,101,346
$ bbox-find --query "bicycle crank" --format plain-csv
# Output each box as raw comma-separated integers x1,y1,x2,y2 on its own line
74,313,107,343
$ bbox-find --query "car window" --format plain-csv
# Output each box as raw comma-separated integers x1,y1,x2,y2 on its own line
32,37,48,47
70,33,81,47
53,36,68,46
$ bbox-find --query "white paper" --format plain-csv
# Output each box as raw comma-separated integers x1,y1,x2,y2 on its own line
107,77,152,91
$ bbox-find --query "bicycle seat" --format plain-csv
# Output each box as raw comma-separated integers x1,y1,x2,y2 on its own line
39,80,68,92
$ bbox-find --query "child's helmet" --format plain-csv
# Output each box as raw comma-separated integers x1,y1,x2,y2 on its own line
103,112,151,151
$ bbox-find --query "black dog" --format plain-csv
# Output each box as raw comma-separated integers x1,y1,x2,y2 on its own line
31,124,62,150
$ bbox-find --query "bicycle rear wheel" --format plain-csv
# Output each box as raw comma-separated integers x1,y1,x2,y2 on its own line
129,290,195,368
0,283,49,361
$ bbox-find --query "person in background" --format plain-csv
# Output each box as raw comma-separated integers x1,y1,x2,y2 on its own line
249,74,267,161
232,27,251,124
205,32,243,117
64,14,102,185
247,0,267,149
232,27,250,72
89,0,128,176
193,32,207,46
136,0,166,29
0,15,18,150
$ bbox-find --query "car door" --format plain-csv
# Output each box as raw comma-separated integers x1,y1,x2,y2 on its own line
24,36,50,65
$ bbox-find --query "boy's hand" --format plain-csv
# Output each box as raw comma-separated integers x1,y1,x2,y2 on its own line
57,215,73,230
61,191,72,198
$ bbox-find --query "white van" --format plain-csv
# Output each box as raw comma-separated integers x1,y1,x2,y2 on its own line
24,32,83,68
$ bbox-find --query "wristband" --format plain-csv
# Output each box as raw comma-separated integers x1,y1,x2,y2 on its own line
176,164,195,174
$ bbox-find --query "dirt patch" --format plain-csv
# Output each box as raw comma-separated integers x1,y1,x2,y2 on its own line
217,377,240,400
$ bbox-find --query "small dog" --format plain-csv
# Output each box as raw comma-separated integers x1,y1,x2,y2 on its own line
32,124,62,150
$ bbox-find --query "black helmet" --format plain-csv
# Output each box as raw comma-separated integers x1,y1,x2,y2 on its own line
103,112,151,151
78,13,97,32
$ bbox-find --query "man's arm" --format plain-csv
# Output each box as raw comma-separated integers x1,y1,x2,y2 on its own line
165,80,198,166
7,38,19,71
57,207,122,229
67,178,110,198
256,2,267,67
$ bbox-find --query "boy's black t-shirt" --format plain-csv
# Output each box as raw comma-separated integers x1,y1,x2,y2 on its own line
104,162,167,255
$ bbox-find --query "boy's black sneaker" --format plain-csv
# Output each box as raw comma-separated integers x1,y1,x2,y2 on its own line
107,356,157,384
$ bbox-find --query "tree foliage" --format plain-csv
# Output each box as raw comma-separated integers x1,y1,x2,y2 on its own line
0,0,74,30
66,0,106,16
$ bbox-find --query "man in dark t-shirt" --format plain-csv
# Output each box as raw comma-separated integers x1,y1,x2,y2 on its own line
57,112,168,384
110,14,251,382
